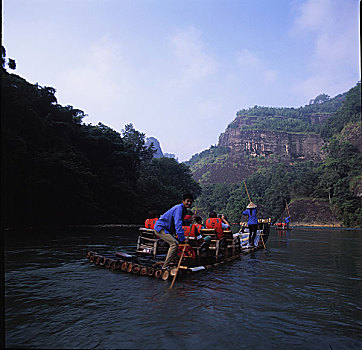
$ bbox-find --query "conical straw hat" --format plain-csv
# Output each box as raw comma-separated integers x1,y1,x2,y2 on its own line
247,202,257,209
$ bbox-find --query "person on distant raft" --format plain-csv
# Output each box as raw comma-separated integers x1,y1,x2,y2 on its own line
242,202,258,247
154,193,194,270
285,216,290,229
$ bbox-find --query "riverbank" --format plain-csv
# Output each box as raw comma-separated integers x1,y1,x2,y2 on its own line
286,223,342,228
277,198,343,227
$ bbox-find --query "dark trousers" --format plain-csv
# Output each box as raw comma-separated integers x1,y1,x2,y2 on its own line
248,224,258,245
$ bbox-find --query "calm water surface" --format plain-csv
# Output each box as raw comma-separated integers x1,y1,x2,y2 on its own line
4,226,362,349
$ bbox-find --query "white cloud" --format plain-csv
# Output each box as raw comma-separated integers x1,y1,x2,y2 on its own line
56,35,137,127
236,49,278,85
168,27,217,85
293,0,332,31
291,0,360,99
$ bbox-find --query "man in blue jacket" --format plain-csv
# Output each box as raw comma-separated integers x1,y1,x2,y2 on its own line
154,193,194,269
242,202,258,247
285,216,290,229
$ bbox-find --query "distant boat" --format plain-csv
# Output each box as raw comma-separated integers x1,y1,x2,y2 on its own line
274,223,292,230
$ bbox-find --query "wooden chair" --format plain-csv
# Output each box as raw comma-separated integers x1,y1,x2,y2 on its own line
199,228,221,261
223,230,238,257
136,228,165,259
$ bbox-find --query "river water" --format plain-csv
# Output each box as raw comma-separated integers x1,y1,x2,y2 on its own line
4,226,362,349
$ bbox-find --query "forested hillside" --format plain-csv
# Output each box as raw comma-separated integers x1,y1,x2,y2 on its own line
189,83,361,227
1,50,200,228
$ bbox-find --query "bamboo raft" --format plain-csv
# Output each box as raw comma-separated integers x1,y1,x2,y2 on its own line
273,224,292,230
85,219,270,281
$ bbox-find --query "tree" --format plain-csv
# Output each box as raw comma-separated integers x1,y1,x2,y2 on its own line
309,93,330,105
1,46,16,70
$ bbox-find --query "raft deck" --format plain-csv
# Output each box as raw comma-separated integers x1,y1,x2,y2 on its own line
85,220,270,282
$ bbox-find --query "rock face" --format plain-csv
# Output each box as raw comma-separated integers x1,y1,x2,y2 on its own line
145,137,178,161
219,128,324,162
145,137,163,158
192,123,325,184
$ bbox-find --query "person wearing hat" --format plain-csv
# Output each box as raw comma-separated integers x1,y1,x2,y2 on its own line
242,202,258,247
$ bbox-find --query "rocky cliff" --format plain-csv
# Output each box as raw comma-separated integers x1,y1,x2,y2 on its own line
219,126,324,162
188,93,347,185
145,137,164,158
191,123,325,184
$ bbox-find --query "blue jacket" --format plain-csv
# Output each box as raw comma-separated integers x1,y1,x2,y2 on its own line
285,216,290,223
154,203,186,242
242,208,258,225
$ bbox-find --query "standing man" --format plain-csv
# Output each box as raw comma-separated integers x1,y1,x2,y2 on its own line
285,216,291,229
154,193,194,270
242,202,258,247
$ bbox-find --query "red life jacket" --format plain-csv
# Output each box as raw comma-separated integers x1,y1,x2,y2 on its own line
181,225,192,238
177,244,196,260
175,226,190,240
205,218,224,239
145,218,158,229
192,224,202,237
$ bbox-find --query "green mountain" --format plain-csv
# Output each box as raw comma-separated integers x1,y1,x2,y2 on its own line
186,84,361,227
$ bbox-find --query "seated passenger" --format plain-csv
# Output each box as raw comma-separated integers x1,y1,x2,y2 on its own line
191,216,204,237
145,210,159,229
205,212,230,239
182,214,193,238
179,214,206,247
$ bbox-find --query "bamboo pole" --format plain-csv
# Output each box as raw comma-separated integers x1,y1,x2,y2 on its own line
285,199,291,227
285,199,291,217
169,232,191,289
169,204,199,288
243,181,252,202
243,181,266,249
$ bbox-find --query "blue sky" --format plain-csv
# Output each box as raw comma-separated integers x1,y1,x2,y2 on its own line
2,0,360,161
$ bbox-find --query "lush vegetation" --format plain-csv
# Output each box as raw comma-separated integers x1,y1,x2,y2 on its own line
186,93,346,170
185,145,230,170
1,50,200,227
226,92,346,134
193,83,361,227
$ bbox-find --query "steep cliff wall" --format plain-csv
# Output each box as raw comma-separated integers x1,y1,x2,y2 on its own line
191,125,325,184
218,128,324,162
188,92,351,184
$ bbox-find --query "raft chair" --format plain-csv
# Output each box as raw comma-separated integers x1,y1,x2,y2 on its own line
239,229,263,249
136,227,166,259
223,230,238,258
253,230,262,247
240,231,250,249
199,228,221,260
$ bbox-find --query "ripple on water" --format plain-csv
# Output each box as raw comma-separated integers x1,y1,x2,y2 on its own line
4,227,362,349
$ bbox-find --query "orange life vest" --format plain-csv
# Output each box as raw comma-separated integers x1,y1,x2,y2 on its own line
205,218,224,239
182,225,192,237
177,244,196,260
192,224,203,237
145,218,158,229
